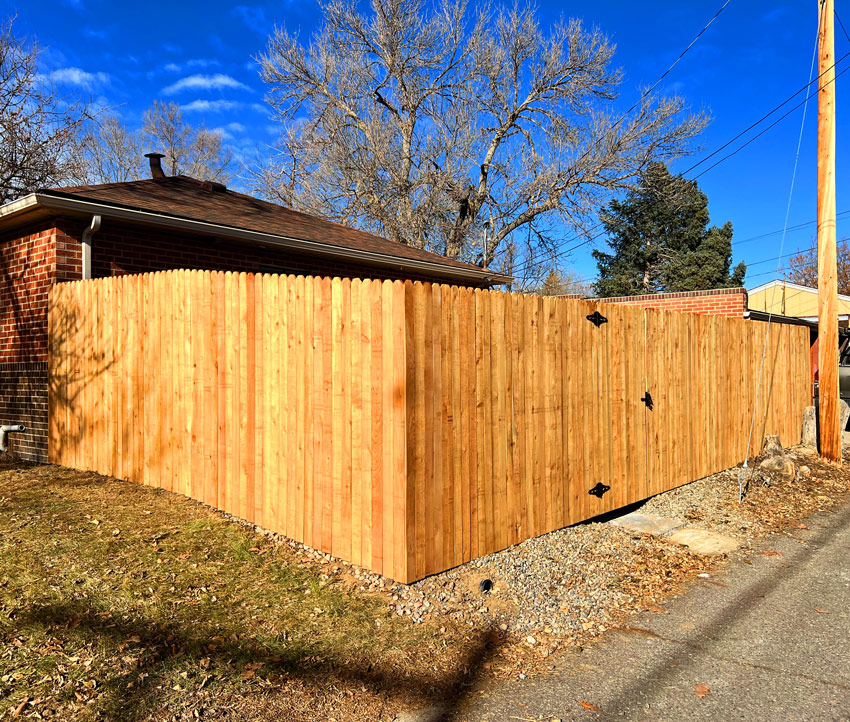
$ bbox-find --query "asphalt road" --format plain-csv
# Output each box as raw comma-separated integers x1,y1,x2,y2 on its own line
461,499,850,722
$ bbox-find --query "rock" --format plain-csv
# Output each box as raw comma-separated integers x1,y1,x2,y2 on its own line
842,400,850,433
758,454,796,484
763,435,783,456
666,528,740,556
801,406,817,448
609,512,683,536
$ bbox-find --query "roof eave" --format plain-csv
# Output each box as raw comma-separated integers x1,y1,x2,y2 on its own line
2,192,512,286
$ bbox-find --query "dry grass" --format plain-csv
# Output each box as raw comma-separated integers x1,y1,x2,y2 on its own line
0,461,491,721
2,447,848,721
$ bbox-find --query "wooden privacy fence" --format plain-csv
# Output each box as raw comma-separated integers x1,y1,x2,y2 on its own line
48,271,811,583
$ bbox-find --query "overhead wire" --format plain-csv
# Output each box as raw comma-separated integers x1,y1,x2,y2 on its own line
506,0,734,282
740,9,820,502
682,50,850,177
690,61,850,180
511,3,849,287
509,51,849,282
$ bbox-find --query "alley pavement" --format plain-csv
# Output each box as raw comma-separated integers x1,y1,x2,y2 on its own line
461,498,850,721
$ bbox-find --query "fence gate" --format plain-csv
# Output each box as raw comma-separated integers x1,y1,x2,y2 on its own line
575,301,649,519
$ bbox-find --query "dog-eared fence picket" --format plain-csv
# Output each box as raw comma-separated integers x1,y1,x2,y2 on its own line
48,270,810,582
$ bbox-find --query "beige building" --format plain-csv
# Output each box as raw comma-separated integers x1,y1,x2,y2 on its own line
747,280,850,323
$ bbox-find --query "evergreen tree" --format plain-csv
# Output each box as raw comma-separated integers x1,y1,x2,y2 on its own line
536,268,592,297
592,163,746,297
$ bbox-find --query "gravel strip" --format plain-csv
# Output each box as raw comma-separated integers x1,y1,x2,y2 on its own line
260,445,846,652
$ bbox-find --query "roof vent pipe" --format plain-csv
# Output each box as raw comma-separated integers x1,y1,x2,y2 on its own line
144,152,167,179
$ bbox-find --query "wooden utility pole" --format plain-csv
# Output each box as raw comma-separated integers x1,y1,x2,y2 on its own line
818,0,841,461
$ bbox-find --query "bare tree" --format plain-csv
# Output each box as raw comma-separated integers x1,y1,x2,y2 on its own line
82,115,145,184
787,239,850,295
0,16,90,203
142,101,233,182
256,0,706,279
82,102,235,184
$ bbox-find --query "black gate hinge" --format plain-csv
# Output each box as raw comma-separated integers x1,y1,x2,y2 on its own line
588,482,611,498
586,311,608,327
641,391,653,410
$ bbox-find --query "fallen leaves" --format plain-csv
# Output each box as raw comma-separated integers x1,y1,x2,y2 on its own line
579,700,603,712
815,608,829,614
12,697,29,717
693,683,710,699
759,551,783,557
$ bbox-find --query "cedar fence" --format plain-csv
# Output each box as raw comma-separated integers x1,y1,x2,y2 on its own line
47,270,811,583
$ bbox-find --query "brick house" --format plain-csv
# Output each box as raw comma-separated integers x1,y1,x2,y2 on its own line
0,157,508,461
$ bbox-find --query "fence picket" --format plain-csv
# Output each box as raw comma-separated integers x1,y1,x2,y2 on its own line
49,271,811,583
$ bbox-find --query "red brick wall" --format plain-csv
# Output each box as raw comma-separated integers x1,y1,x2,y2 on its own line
0,223,81,460
47,219,484,287
596,288,748,318
2,215,487,462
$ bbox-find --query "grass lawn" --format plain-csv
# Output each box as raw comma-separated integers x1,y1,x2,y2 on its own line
2,447,847,721
0,461,487,721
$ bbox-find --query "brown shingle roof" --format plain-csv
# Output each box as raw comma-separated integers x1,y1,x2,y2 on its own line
43,176,491,278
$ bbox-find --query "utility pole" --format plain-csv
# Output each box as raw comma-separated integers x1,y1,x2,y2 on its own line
818,0,841,461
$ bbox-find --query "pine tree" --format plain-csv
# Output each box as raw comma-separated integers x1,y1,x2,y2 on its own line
592,163,746,297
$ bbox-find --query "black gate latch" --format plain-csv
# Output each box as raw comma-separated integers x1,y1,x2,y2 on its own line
641,391,653,410
588,482,610,498
586,311,608,327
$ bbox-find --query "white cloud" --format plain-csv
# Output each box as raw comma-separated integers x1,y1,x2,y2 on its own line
212,128,233,140
181,100,268,114
212,121,250,140
83,27,108,40
163,73,250,95
181,99,243,113
164,62,181,73
51,67,110,90
186,58,221,69
233,5,267,33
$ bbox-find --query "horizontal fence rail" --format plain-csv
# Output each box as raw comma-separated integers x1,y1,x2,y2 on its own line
48,271,811,582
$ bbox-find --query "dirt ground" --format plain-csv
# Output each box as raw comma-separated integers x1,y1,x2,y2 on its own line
1,445,847,721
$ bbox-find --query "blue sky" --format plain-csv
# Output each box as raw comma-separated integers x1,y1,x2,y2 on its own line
3,0,848,290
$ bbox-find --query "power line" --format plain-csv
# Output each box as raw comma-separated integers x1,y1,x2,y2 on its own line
682,50,850,177
507,0,734,281
510,3,849,282
638,0,733,102
836,8,850,42
690,60,850,180
732,209,850,246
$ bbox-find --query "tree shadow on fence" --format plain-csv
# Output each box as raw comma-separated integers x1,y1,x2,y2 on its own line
47,284,120,465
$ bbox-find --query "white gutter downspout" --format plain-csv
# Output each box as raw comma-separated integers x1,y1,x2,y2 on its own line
81,215,101,280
